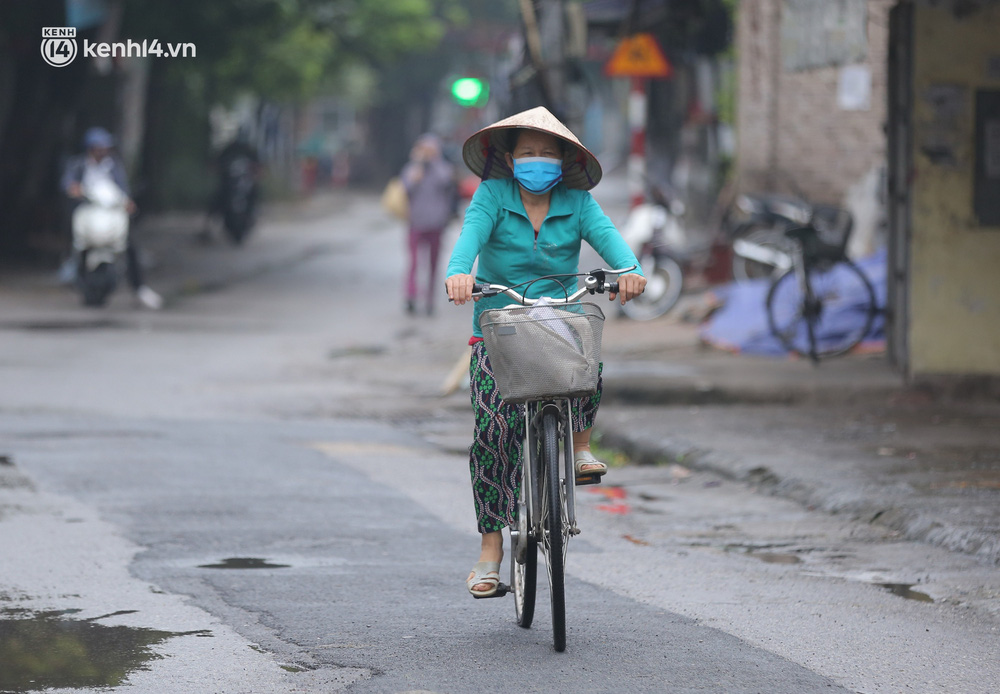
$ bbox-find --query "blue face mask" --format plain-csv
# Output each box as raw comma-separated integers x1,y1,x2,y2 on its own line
512,157,564,194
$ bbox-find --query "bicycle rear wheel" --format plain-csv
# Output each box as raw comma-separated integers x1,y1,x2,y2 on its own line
541,411,566,652
766,259,877,359
731,223,794,281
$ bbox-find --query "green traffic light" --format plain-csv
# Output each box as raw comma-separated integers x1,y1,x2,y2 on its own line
451,77,488,107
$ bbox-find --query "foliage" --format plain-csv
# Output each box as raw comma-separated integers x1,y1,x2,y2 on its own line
122,0,457,103
716,0,738,128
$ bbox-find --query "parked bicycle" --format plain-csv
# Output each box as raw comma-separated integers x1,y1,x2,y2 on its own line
766,224,878,363
459,265,634,652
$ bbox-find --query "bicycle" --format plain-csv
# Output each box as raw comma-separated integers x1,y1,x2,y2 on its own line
765,224,878,363
460,266,635,652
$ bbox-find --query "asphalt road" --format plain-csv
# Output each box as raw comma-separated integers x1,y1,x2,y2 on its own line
1,197,998,693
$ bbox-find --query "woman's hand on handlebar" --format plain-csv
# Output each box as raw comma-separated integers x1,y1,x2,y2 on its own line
446,273,478,305
610,272,646,305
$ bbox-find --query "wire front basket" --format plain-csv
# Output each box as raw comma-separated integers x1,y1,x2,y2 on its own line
479,301,605,404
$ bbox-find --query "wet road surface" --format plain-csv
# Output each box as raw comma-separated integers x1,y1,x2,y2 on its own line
1,196,998,692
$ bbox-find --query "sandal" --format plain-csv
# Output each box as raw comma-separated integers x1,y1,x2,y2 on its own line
574,450,608,485
467,561,501,598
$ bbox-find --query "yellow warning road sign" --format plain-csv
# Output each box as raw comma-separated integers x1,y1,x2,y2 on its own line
604,33,672,79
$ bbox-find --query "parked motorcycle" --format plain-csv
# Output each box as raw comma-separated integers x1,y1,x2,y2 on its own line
618,186,686,321
728,193,852,282
220,154,259,244
72,177,130,307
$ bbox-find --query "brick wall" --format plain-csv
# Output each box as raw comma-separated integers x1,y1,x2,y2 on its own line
735,0,894,204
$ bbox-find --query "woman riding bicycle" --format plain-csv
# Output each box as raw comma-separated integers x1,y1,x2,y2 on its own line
444,107,646,598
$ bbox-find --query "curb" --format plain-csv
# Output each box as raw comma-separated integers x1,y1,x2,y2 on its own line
597,423,1000,567
600,375,905,407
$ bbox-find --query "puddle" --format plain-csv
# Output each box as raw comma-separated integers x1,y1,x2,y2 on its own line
8,430,161,441
724,544,802,564
878,583,934,602
752,552,802,564
327,345,387,359
280,664,309,673
1,318,124,331
198,557,291,569
0,609,211,692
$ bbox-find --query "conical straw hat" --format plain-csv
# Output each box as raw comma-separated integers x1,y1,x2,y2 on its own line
462,106,602,190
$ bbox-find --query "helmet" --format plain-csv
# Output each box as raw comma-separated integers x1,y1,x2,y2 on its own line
83,127,115,150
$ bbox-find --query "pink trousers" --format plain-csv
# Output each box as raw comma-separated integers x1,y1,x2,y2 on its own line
406,226,445,308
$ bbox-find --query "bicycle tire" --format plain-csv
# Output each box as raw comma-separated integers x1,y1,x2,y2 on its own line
621,251,684,321
512,472,537,629
541,411,566,652
766,259,877,359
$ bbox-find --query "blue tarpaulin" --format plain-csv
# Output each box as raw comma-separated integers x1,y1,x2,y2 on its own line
700,248,886,356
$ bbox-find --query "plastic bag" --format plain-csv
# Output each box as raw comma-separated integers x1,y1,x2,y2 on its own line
381,177,408,220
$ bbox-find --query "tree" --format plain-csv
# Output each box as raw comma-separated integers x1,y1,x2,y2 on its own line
124,0,454,102
0,0,94,258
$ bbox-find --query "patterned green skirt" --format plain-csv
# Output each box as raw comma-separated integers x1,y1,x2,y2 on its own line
468,341,602,534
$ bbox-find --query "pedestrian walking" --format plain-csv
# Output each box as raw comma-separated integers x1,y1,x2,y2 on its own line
401,134,456,315
445,107,646,597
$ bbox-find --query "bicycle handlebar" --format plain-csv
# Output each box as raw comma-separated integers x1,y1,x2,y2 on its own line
459,266,638,306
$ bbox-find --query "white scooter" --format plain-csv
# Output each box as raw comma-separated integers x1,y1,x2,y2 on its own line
618,189,686,321
72,177,130,307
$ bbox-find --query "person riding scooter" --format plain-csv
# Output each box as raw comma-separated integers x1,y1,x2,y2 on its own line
62,127,163,309
201,128,261,244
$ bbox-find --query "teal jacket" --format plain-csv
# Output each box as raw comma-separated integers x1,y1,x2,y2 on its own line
446,178,643,338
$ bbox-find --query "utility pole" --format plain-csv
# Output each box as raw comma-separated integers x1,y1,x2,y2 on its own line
628,76,648,208
517,0,556,111
605,33,673,207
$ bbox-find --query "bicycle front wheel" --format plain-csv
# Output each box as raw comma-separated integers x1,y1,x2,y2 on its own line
512,468,537,628
766,259,877,359
541,411,566,652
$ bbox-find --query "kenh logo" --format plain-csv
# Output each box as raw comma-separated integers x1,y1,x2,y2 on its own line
41,27,78,67
41,27,196,66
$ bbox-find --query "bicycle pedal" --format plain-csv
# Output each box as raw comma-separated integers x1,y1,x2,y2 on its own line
473,583,510,599
575,474,603,486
